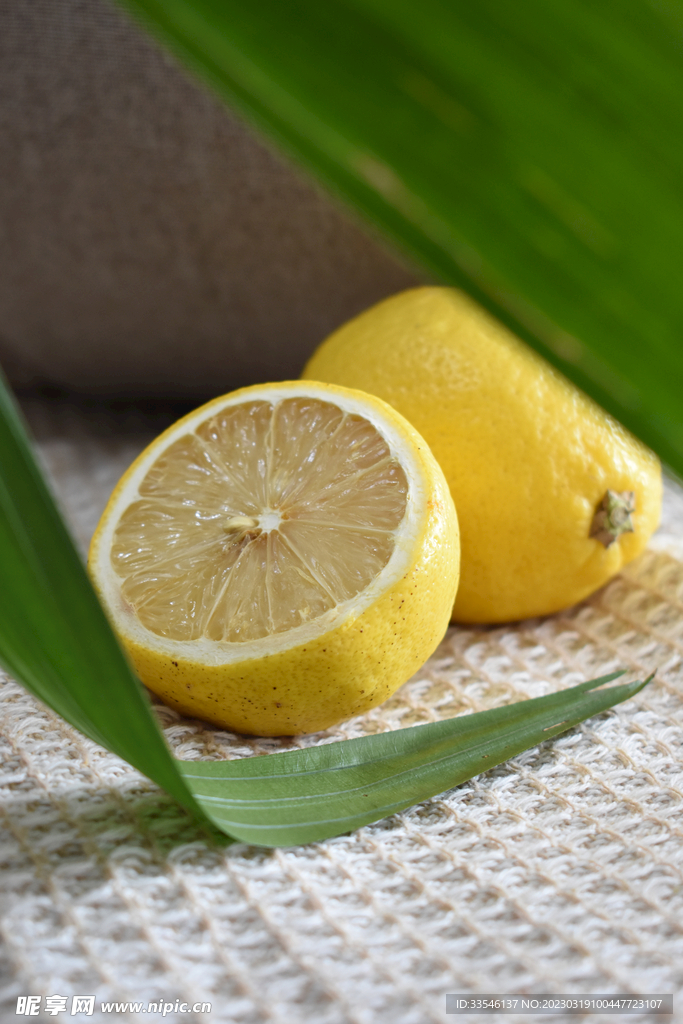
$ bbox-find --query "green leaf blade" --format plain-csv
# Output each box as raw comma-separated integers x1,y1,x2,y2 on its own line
178,674,650,846
0,377,201,816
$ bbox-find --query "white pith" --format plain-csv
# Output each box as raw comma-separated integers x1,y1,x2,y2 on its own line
91,383,427,667
257,510,283,532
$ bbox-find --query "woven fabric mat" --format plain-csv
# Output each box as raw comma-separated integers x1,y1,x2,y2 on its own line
2,397,683,1024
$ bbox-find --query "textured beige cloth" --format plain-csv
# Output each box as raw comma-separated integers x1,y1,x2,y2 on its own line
0,396,682,1023
0,0,418,396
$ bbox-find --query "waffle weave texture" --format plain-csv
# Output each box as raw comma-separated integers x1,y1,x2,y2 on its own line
1,397,682,1024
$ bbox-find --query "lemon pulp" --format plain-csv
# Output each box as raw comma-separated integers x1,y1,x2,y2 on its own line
110,396,408,644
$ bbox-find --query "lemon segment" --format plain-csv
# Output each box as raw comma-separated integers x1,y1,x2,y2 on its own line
303,287,662,624
89,381,459,735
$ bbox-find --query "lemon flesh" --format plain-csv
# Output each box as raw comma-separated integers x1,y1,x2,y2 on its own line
303,288,662,624
112,397,408,643
90,382,459,735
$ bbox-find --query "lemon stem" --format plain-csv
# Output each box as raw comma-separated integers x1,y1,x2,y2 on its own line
590,490,635,548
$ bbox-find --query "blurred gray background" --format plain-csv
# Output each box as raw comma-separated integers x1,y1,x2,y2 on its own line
0,0,420,398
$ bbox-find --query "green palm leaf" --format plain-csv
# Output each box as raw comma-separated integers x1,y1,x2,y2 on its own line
179,672,649,846
0,376,197,815
0,370,650,847
120,0,683,474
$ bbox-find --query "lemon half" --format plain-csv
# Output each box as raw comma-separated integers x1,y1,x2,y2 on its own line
89,381,459,735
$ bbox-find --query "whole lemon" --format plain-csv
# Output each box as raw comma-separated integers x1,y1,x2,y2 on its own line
89,381,459,735
303,287,662,623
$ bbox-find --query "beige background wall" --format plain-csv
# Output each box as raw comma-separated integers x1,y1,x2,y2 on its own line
0,0,420,397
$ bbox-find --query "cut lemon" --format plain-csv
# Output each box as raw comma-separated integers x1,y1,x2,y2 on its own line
89,382,459,735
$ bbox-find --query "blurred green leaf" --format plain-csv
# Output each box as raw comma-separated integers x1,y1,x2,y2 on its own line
120,0,683,472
